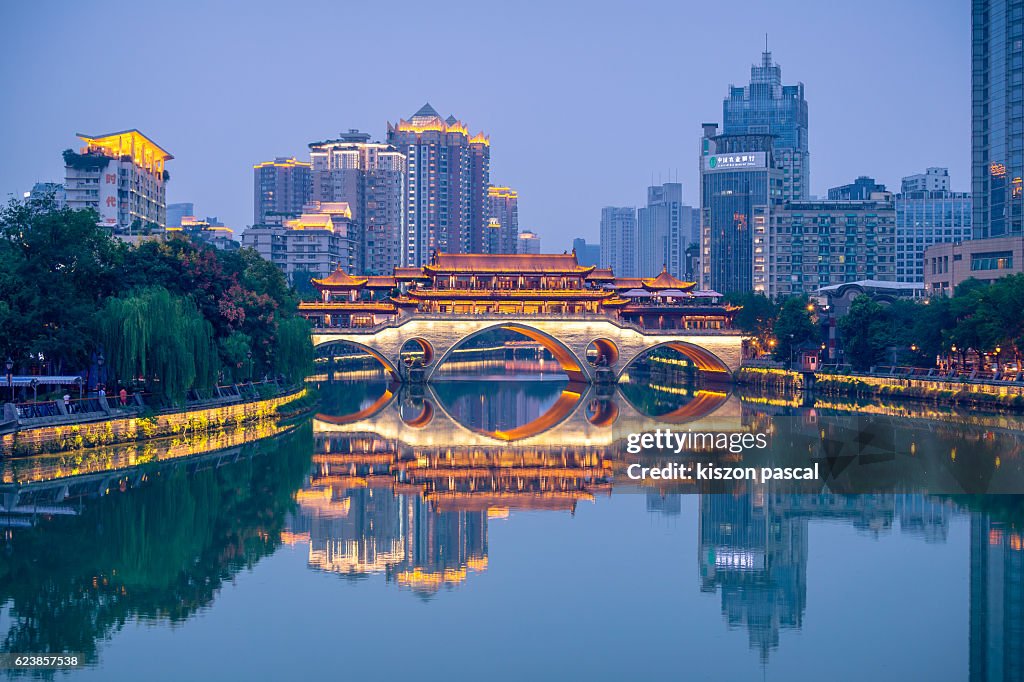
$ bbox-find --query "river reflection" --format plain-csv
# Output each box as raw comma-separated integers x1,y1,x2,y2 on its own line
2,379,1024,679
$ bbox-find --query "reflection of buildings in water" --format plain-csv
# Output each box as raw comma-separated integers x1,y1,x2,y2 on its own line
697,490,955,661
970,514,1024,682
432,381,559,434
646,492,681,517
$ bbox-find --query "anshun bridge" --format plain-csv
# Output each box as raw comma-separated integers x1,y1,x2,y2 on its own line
299,253,748,383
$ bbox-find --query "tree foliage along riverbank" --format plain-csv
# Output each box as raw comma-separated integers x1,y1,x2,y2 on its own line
727,274,1024,372
0,199,313,401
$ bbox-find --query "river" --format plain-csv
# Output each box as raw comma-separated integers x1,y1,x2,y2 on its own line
1,374,1023,681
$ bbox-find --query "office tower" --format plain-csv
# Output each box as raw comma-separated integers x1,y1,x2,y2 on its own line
972,0,1024,238
637,182,697,278
64,129,171,231
386,104,490,265
309,130,406,275
25,182,66,209
901,167,951,193
486,185,519,254
253,157,311,225
895,169,971,283
517,230,541,254
828,176,887,201
241,201,356,283
723,49,809,200
600,207,638,277
700,124,783,294
166,202,193,228
767,194,896,297
924,237,1023,293
571,238,601,267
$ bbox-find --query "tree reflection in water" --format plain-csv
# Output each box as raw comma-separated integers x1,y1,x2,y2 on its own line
0,424,312,660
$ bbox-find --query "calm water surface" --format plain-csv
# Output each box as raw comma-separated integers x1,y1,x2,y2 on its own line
2,375,1023,681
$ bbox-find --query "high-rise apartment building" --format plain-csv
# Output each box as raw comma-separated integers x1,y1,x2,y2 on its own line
64,129,171,231
600,207,638,277
166,202,194,228
901,167,951,194
308,130,406,275
241,201,356,284
972,0,1024,238
386,104,490,265
517,230,541,254
767,196,896,297
895,169,972,283
253,157,311,225
636,182,699,278
26,182,66,209
723,50,809,201
700,125,783,294
828,176,887,201
486,185,519,254
572,238,601,267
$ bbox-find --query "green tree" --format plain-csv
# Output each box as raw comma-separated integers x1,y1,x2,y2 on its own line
838,295,891,371
772,295,817,363
725,292,778,353
98,287,217,401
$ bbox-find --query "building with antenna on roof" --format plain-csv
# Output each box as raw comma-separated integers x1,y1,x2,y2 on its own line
387,104,490,266
722,45,809,201
63,129,172,233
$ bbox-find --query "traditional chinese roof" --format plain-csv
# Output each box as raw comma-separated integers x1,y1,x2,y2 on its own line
394,267,431,281
364,275,398,289
424,253,595,275
643,267,696,291
403,288,615,300
310,267,368,289
586,267,616,282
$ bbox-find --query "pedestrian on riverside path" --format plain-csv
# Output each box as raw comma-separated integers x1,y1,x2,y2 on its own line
98,386,106,399
63,393,71,413
119,387,128,406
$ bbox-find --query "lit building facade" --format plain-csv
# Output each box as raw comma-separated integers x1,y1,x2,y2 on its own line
253,157,311,225
600,206,638,277
700,125,783,294
386,104,490,266
722,50,809,201
517,230,541,254
767,197,896,297
64,129,171,231
972,0,1024,238
308,130,407,275
924,236,1024,294
166,202,193,229
166,215,238,251
970,513,1024,682
241,201,356,284
486,185,519,254
895,182,972,283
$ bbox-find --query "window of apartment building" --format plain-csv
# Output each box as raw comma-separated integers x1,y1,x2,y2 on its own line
971,250,1014,270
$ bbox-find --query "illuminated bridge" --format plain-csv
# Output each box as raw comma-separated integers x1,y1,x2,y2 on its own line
311,315,745,383
300,253,748,383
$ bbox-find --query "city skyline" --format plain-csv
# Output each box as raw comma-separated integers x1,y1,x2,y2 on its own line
0,0,968,252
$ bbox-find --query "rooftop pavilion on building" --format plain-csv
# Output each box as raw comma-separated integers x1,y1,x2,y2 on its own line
298,252,738,332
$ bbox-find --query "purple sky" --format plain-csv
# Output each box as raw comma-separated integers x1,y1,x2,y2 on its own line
1,0,968,252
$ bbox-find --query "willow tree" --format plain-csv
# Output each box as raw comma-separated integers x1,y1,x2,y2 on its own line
98,287,217,401
274,316,314,383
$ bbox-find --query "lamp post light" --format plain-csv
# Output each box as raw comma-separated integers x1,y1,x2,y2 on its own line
246,351,253,382
30,378,38,403
97,353,105,392
4,357,12,403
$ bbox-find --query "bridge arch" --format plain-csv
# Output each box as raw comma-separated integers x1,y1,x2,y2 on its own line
618,340,732,378
427,323,590,382
314,339,400,380
430,384,586,442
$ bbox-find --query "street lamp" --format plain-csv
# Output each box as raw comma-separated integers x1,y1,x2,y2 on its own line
246,351,253,382
97,352,105,391
4,357,12,403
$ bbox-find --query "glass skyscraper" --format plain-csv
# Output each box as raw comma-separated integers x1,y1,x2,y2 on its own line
723,50,809,201
700,126,783,294
972,0,1024,238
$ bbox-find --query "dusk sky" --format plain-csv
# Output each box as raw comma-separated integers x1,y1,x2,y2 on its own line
1,0,967,251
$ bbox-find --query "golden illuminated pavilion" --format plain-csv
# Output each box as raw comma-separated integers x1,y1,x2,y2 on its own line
298,252,738,330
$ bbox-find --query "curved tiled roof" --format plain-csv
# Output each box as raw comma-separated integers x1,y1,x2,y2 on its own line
311,267,368,289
